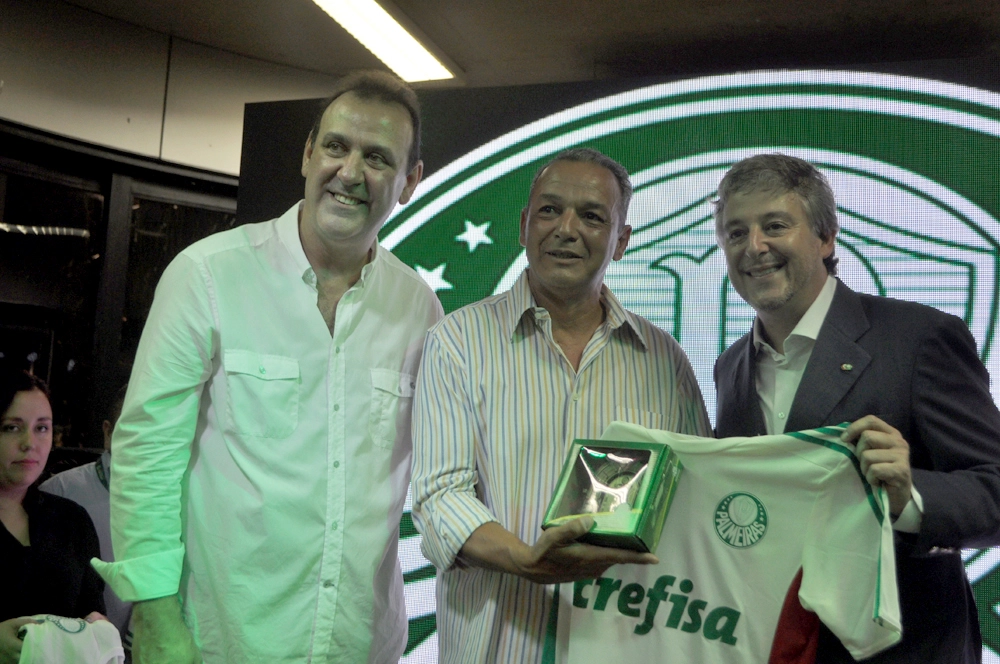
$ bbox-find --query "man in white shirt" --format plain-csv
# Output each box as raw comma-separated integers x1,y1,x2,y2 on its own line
41,385,132,639
93,71,443,664
412,148,712,663
713,153,1000,662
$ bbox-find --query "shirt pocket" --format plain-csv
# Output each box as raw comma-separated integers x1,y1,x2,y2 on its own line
368,368,416,450
223,349,300,438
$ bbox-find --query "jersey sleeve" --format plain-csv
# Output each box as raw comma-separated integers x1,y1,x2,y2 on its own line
798,458,901,659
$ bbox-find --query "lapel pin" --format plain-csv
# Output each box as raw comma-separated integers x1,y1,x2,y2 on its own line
840,363,853,372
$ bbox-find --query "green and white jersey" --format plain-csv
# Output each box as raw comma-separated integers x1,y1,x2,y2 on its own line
550,423,901,664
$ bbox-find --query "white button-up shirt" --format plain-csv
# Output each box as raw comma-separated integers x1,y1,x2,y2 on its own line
753,275,838,436
94,203,443,663
412,271,712,664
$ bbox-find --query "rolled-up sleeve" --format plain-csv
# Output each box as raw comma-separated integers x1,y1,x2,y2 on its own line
410,321,497,570
92,252,216,602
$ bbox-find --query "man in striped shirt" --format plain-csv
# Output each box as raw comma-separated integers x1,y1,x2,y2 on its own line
412,148,712,663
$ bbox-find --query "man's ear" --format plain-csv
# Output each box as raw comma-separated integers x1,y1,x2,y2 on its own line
820,229,837,259
398,160,424,205
519,208,529,248
301,136,315,178
613,224,632,261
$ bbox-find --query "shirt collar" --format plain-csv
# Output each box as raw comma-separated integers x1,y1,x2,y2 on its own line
276,201,381,289
504,269,648,349
502,270,537,340
276,202,311,279
753,274,838,352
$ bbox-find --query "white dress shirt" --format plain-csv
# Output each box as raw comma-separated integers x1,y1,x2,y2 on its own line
753,275,838,436
93,203,443,663
753,275,922,531
412,270,712,664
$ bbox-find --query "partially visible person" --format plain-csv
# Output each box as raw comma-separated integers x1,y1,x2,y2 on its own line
412,148,712,663
0,367,106,664
41,385,132,638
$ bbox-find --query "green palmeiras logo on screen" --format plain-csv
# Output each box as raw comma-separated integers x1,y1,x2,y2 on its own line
714,492,768,548
389,70,1000,660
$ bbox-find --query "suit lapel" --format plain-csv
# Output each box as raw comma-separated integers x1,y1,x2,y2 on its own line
786,281,872,432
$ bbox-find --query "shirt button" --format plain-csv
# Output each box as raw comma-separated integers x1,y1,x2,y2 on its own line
335,346,341,354
323,580,335,588
333,461,340,469
572,394,581,402
258,366,266,375
778,412,786,419
331,522,338,531
333,404,340,411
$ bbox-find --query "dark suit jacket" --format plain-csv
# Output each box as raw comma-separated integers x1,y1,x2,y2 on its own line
715,279,1000,663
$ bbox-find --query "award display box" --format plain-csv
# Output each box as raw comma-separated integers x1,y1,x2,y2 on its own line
542,439,682,552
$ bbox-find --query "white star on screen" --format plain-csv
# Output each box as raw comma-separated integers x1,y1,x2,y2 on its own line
456,220,493,252
416,264,453,291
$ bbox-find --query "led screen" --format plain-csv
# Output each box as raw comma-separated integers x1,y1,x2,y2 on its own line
384,68,1000,663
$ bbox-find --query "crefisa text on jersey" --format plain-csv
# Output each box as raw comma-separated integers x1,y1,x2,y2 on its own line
573,574,740,644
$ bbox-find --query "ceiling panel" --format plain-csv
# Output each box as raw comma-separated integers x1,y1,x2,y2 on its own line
64,0,1000,86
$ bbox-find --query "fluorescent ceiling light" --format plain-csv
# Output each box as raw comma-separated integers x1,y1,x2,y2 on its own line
313,0,453,82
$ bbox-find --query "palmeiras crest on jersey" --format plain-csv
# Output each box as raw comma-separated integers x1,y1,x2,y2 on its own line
715,492,768,548
389,70,1000,659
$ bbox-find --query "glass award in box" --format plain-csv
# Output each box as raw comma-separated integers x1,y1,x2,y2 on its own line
542,439,682,552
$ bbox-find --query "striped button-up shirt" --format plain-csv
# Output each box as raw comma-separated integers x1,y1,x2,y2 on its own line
412,270,712,664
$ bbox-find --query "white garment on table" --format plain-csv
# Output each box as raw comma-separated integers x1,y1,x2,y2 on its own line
18,615,123,664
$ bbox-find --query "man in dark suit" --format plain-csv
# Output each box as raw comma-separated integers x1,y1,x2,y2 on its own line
713,153,1000,663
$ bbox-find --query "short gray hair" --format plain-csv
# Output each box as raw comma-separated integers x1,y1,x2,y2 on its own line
714,153,839,275
526,148,633,225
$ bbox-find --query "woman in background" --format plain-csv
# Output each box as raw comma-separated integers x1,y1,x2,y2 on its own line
0,368,105,664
